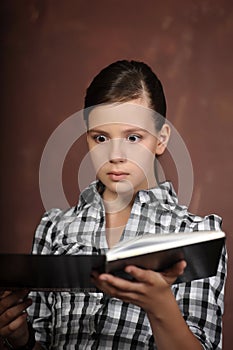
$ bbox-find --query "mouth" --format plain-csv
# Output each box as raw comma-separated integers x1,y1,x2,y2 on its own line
107,171,129,181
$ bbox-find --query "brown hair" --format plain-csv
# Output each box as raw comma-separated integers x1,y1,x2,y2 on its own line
84,60,166,130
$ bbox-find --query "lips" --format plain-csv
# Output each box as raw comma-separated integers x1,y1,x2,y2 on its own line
107,171,129,181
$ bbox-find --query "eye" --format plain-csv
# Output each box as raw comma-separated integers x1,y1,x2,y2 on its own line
94,134,108,143
127,134,141,143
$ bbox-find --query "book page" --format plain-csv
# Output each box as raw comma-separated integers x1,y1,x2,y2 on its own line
106,231,225,262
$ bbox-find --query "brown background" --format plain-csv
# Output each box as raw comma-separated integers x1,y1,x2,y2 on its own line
1,0,232,348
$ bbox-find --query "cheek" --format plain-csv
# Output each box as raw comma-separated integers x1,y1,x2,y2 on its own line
126,144,155,169
88,144,109,172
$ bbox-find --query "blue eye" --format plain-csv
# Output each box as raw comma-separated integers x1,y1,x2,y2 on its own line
127,134,141,143
94,135,108,143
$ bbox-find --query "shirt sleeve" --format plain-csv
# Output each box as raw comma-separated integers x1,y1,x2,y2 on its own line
28,209,62,349
172,214,227,350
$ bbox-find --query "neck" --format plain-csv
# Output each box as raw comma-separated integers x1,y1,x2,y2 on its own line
103,189,135,214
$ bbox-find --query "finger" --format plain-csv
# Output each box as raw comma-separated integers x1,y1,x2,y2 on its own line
98,273,131,287
0,312,28,338
125,262,187,286
124,266,156,284
0,298,32,328
162,260,187,277
91,270,100,279
97,272,144,294
0,291,11,298
94,276,137,302
160,261,187,285
0,290,29,316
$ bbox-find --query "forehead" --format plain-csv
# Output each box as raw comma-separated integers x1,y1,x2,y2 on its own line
88,103,159,135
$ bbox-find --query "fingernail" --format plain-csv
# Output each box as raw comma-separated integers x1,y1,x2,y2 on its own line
100,275,108,281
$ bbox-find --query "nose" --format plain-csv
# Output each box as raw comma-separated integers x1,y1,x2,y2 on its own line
109,139,126,163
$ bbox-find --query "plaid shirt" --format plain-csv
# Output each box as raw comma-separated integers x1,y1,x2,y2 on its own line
28,181,227,349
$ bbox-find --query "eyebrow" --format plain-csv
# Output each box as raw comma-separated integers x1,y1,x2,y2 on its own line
87,127,148,134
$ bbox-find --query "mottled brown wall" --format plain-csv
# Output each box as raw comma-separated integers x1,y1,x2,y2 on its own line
1,0,232,348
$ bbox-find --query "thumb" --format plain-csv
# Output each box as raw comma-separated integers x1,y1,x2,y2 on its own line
162,260,187,277
161,260,187,284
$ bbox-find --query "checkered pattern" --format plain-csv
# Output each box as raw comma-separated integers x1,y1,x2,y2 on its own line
28,181,227,349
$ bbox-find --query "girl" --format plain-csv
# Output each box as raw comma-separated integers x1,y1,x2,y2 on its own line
0,60,227,349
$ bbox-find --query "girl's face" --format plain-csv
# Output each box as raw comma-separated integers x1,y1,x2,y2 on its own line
86,99,169,201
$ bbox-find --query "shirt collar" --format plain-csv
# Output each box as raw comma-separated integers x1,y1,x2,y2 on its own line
77,181,104,210
136,181,179,211
77,180,179,212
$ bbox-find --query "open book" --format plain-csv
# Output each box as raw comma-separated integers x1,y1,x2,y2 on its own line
0,230,225,292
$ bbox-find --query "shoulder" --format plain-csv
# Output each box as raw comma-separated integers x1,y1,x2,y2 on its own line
186,212,222,231
32,207,77,254
32,181,102,254
154,182,223,232
37,181,100,230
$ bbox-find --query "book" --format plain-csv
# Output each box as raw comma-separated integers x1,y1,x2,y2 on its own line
0,230,225,292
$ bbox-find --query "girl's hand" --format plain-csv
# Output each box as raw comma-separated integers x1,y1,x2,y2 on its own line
0,290,32,347
93,260,186,314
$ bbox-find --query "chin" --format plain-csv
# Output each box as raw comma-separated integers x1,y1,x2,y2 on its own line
109,180,136,195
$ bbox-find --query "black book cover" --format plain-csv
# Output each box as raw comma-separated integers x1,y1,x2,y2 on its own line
0,231,225,291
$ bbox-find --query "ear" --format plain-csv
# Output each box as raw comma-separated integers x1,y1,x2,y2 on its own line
156,124,170,155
